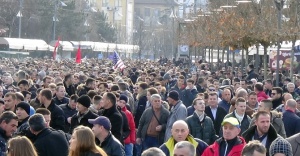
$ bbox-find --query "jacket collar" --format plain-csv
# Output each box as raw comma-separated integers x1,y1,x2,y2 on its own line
165,135,199,156
0,127,9,141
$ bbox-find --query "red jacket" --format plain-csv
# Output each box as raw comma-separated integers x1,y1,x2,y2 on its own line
202,136,246,156
257,91,269,102
121,106,136,144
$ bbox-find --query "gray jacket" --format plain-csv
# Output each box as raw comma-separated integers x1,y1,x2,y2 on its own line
164,100,187,141
137,106,169,145
286,133,300,156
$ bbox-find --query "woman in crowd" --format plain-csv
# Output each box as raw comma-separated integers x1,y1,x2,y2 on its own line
7,136,38,156
69,126,107,156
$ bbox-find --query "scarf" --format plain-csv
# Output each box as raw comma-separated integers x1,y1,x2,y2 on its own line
196,111,205,122
234,110,244,123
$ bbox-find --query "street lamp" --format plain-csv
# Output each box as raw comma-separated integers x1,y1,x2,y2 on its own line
274,0,285,86
17,0,23,38
53,0,67,41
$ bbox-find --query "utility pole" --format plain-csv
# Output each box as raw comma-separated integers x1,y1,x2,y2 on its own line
18,0,23,38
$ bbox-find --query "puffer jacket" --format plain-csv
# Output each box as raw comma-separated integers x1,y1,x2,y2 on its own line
249,111,286,138
99,132,125,156
185,112,218,145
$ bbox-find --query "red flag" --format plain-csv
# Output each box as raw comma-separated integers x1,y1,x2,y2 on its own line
76,45,81,64
53,37,60,60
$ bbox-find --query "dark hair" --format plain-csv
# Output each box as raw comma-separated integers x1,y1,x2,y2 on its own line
249,91,257,96
70,94,79,102
93,95,102,101
110,84,119,92
235,97,246,105
254,83,264,92
21,91,31,97
28,114,46,132
64,74,72,82
186,79,195,84
139,82,148,90
99,82,108,88
105,92,116,105
0,111,18,124
147,87,158,95
86,78,95,86
242,140,266,156
17,79,29,87
253,111,270,121
15,92,24,101
42,76,52,83
272,87,283,96
36,108,51,115
178,75,185,80
87,90,98,100
248,64,254,69
40,89,52,100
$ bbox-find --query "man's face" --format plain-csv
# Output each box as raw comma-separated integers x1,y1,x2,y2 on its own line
56,87,66,98
287,84,295,93
213,81,219,90
98,84,106,93
73,76,79,84
240,81,246,89
101,94,110,109
248,95,257,107
16,107,29,120
151,98,161,109
88,81,96,90
44,78,52,88
222,90,231,102
255,114,271,135
117,100,126,108
208,95,218,107
76,103,86,113
258,102,266,111
177,78,184,87
264,82,272,89
44,115,51,128
222,123,240,140
92,124,102,137
18,84,28,92
25,94,31,103
69,100,77,109
174,147,191,156
194,100,205,112
1,119,18,137
171,123,189,142
155,85,162,93
235,102,246,115
271,90,280,100
186,82,193,89
4,96,15,111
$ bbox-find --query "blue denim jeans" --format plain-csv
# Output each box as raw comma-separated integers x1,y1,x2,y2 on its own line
134,143,142,156
125,143,133,156
142,135,159,151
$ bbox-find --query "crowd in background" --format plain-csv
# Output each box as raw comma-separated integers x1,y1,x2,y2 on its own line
0,57,298,156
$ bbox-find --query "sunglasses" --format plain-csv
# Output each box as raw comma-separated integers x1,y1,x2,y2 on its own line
271,93,276,95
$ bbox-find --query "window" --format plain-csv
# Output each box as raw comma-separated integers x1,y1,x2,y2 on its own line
154,9,160,17
135,8,141,16
102,0,109,7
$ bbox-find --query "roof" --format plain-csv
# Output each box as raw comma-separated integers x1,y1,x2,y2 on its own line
0,37,49,51
135,0,175,5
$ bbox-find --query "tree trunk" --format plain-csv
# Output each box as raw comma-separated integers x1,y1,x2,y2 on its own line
242,49,244,70
217,47,220,68
208,47,211,63
246,48,249,66
232,50,235,69
211,46,214,63
222,47,225,66
290,38,296,81
263,45,268,79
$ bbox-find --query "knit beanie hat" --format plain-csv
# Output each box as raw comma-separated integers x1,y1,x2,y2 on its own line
16,102,31,115
168,91,179,101
77,95,91,108
119,94,128,103
269,137,292,156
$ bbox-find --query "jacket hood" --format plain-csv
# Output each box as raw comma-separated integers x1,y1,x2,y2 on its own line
270,110,282,118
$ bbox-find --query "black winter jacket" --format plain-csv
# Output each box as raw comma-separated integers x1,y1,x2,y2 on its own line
99,132,125,156
69,110,98,134
41,100,66,131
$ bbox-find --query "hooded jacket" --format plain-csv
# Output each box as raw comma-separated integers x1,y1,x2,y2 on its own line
121,106,136,145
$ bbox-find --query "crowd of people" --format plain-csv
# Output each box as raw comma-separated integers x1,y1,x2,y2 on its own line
0,57,299,156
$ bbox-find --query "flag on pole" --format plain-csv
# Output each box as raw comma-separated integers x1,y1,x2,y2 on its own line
76,44,81,64
53,37,60,60
112,51,126,69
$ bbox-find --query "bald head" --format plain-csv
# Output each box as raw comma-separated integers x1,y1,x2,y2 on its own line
237,88,248,99
286,99,297,111
283,93,293,105
222,89,231,102
172,120,189,142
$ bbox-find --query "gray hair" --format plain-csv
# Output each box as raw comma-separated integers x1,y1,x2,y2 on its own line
174,141,195,156
287,82,295,88
29,113,46,132
150,94,161,101
236,88,248,98
142,147,166,156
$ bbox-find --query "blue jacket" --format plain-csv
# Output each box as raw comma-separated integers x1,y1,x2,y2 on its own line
283,110,300,137
218,100,231,113
160,135,208,156
182,87,198,107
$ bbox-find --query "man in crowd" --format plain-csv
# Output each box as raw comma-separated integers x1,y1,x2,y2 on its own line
173,141,196,156
160,120,208,156
241,140,266,156
29,114,69,156
89,116,125,156
77,78,96,96
282,99,300,137
181,79,198,107
89,95,102,114
63,74,75,97
53,86,69,105
15,102,31,134
69,95,98,133
165,91,187,141
99,92,123,143
264,79,273,97
218,88,231,113
271,87,283,109
39,89,65,130
205,92,227,135
186,97,217,145
59,94,78,133
4,92,17,112
287,82,299,100
202,117,246,156
254,83,269,102
250,99,286,138
242,111,279,155
0,111,18,154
